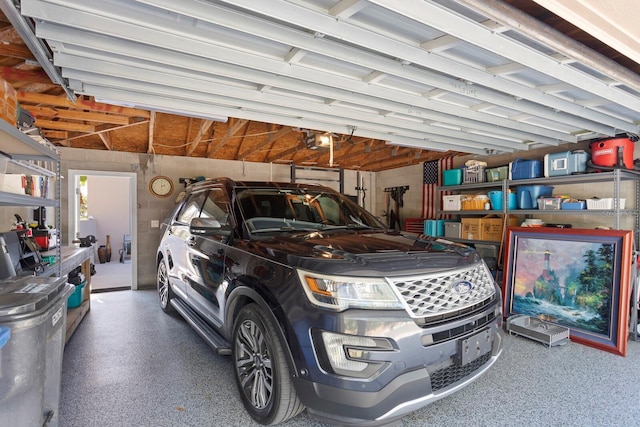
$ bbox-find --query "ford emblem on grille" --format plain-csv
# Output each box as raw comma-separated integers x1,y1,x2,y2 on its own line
451,280,473,294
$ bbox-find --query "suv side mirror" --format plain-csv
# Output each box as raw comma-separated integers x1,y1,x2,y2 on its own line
190,217,232,236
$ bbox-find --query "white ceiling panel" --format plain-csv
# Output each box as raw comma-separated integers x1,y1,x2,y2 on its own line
5,0,639,156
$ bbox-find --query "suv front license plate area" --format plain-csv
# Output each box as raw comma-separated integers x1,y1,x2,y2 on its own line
457,329,492,366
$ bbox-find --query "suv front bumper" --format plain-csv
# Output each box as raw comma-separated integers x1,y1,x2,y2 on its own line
293,309,503,426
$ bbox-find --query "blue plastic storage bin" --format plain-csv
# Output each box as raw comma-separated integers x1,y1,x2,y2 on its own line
511,158,543,180
488,191,517,210
67,282,86,309
516,185,554,209
561,201,586,210
424,220,451,237
442,169,463,186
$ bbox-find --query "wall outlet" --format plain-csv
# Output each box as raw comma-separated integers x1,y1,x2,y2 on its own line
151,220,160,228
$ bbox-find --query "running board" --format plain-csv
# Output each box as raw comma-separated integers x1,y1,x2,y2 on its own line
171,298,232,356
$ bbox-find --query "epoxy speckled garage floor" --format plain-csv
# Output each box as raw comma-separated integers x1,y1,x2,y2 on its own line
60,290,640,427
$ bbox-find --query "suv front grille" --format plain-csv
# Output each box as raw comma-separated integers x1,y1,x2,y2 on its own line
387,263,495,321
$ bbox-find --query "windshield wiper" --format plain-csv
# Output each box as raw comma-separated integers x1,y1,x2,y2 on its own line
251,226,318,234
346,224,376,229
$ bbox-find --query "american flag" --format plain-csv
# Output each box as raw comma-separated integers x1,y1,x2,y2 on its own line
422,157,454,219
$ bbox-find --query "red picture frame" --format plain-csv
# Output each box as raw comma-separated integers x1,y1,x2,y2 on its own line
503,227,633,356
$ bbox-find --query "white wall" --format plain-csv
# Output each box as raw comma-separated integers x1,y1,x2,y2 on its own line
376,163,424,225
86,175,130,257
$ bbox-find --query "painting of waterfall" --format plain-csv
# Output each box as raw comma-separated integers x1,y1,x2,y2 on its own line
503,227,633,356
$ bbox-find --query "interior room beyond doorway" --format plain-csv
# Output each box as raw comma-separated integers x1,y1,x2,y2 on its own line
68,170,136,291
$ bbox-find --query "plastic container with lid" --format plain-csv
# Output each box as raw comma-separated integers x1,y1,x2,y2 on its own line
0,275,74,427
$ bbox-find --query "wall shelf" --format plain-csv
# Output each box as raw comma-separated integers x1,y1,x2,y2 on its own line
438,168,640,341
0,119,61,277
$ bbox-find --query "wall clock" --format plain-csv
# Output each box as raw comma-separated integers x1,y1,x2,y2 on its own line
149,175,174,198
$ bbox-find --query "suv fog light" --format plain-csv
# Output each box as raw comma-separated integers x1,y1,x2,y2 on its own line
322,332,374,372
321,332,379,373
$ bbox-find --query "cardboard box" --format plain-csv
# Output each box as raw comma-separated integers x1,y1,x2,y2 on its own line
461,217,482,240
481,216,520,241
462,215,519,241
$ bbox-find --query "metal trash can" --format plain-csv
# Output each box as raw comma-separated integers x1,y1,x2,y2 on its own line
0,276,73,427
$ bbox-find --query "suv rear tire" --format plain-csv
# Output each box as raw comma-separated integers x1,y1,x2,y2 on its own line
232,303,304,425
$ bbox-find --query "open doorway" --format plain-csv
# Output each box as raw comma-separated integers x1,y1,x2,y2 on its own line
68,170,138,291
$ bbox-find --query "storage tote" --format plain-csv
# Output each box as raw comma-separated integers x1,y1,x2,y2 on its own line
516,185,554,209
510,158,543,180
463,164,486,183
442,169,463,186
485,166,508,182
67,282,86,309
423,220,450,237
586,198,626,210
442,194,463,211
444,222,461,239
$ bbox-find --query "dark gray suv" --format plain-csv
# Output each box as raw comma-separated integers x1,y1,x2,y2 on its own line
156,178,503,426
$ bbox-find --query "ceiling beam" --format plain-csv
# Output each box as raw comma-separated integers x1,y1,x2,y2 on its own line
98,132,112,150
58,61,526,152
265,141,304,163
328,0,368,19
206,118,248,158
238,125,293,159
42,130,68,140
148,111,156,154
17,91,151,118
187,119,213,156
31,4,592,142
0,66,52,85
59,119,150,144
21,104,132,124
34,119,95,133
0,43,35,60
196,0,631,131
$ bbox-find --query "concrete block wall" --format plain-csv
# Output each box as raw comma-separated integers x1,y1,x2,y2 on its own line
59,147,376,289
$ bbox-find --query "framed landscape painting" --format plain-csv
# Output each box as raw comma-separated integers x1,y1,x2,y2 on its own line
503,227,633,356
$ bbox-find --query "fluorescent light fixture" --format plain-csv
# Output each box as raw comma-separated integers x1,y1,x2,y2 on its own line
386,140,448,153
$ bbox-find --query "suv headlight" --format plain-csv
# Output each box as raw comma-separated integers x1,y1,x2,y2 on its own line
297,269,403,311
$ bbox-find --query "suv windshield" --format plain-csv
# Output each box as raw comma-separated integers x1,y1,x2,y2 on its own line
236,186,385,233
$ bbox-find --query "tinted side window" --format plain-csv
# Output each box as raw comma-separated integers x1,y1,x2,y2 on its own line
201,188,230,225
176,191,208,224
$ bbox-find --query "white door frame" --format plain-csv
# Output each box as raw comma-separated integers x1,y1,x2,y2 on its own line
68,169,138,290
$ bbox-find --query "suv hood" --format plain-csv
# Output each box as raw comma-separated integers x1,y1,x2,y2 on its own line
245,230,479,276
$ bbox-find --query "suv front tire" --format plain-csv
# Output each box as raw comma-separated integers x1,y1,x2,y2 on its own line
157,259,174,313
232,304,304,425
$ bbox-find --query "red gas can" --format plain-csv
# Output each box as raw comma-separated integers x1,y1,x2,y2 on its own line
589,137,634,169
